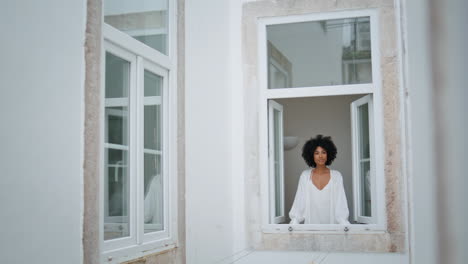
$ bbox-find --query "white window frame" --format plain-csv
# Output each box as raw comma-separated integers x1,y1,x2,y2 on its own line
258,9,386,233
351,94,377,224
268,100,286,224
100,1,178,261
139,59,170,244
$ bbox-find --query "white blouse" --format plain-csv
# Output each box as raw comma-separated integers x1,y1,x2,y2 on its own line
289,169,350,225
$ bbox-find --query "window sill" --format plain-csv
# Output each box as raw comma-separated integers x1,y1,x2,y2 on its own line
262,224,386,234
102,239,177,264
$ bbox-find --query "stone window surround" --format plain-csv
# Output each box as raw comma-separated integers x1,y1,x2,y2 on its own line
242,0,406,252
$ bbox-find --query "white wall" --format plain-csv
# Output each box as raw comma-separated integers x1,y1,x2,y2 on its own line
0,1,86,263
404,0,468,263
277,95,361,223
185,0,244,263
402,1,437,264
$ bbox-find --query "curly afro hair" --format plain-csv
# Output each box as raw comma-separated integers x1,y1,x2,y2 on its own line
302,135,337,167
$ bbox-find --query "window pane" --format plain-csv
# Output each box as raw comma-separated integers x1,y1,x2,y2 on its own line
104,148,130,240
360,161,371,217
106,53,130,98
358,101,371,218
144,154,163,233
358,103,370,159
144,70,162,96
144,105,161,150
269,62,289,89
104,52,130,241
274,109,282,217
267,17,372,88
143,70,164,233
104,0,169,55
106,107,128,145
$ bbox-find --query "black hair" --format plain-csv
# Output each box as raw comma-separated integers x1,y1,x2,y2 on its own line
301,134,337,167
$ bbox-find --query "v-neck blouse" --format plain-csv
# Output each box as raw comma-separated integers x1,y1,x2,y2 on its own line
310,177,332,224
289,169,350,225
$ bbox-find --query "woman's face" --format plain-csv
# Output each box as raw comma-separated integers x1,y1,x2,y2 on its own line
313,146,328,166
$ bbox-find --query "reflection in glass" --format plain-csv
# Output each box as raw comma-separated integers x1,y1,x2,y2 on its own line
104,0,169,54
358,103,370,159
267,17,372,88
144,105,161,150
360,161,371,217
104,52,130,240
358,102,371,217
105,53,130,98
269,63,289,89
106,107,128,145
274,109,282,217
144,70,162,96
143,70,164,233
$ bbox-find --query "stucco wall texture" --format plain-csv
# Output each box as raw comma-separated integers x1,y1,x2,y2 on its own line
83,0,102,263
242,0,405,252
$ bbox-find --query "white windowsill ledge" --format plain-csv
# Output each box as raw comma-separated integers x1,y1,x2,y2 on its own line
102,240,177,264
262,224,386,234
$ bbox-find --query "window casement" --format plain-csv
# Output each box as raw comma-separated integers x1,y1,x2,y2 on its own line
100,1,177,261
351,94,376,224
258,9,385,233
268,100,286,224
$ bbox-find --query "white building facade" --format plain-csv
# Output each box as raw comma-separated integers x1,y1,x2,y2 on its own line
1,0,466,264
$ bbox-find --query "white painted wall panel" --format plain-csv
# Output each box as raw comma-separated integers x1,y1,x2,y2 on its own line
403,1,437,264
185,0,240,263
0,1,86,263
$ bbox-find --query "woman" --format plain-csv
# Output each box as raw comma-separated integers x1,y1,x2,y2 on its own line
289,135,350,224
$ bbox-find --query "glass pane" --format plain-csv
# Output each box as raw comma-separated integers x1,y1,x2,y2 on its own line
269,62,289,89
104,0,169,55
144,70,162,96
267,17,372,88
104,148,130,240
345,61,372,84
104,51,130,241
143,69,164,233
144,154,163,233
360,161,371,217
106,52,130,98
106,107,128,145
144,105,161,150
273,109,282,217
358,103,370,159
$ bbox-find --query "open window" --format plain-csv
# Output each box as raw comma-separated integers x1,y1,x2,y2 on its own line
351,94,376,224
259,10,384,231
268,100,285,224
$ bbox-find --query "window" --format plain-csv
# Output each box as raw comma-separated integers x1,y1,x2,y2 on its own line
268,100,285,224
259,10,384,231
351,95,376,224
101,0,177,260
104,0,169,55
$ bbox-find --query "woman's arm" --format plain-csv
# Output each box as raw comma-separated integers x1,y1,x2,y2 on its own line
289,172,307,224
335,171,350,225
